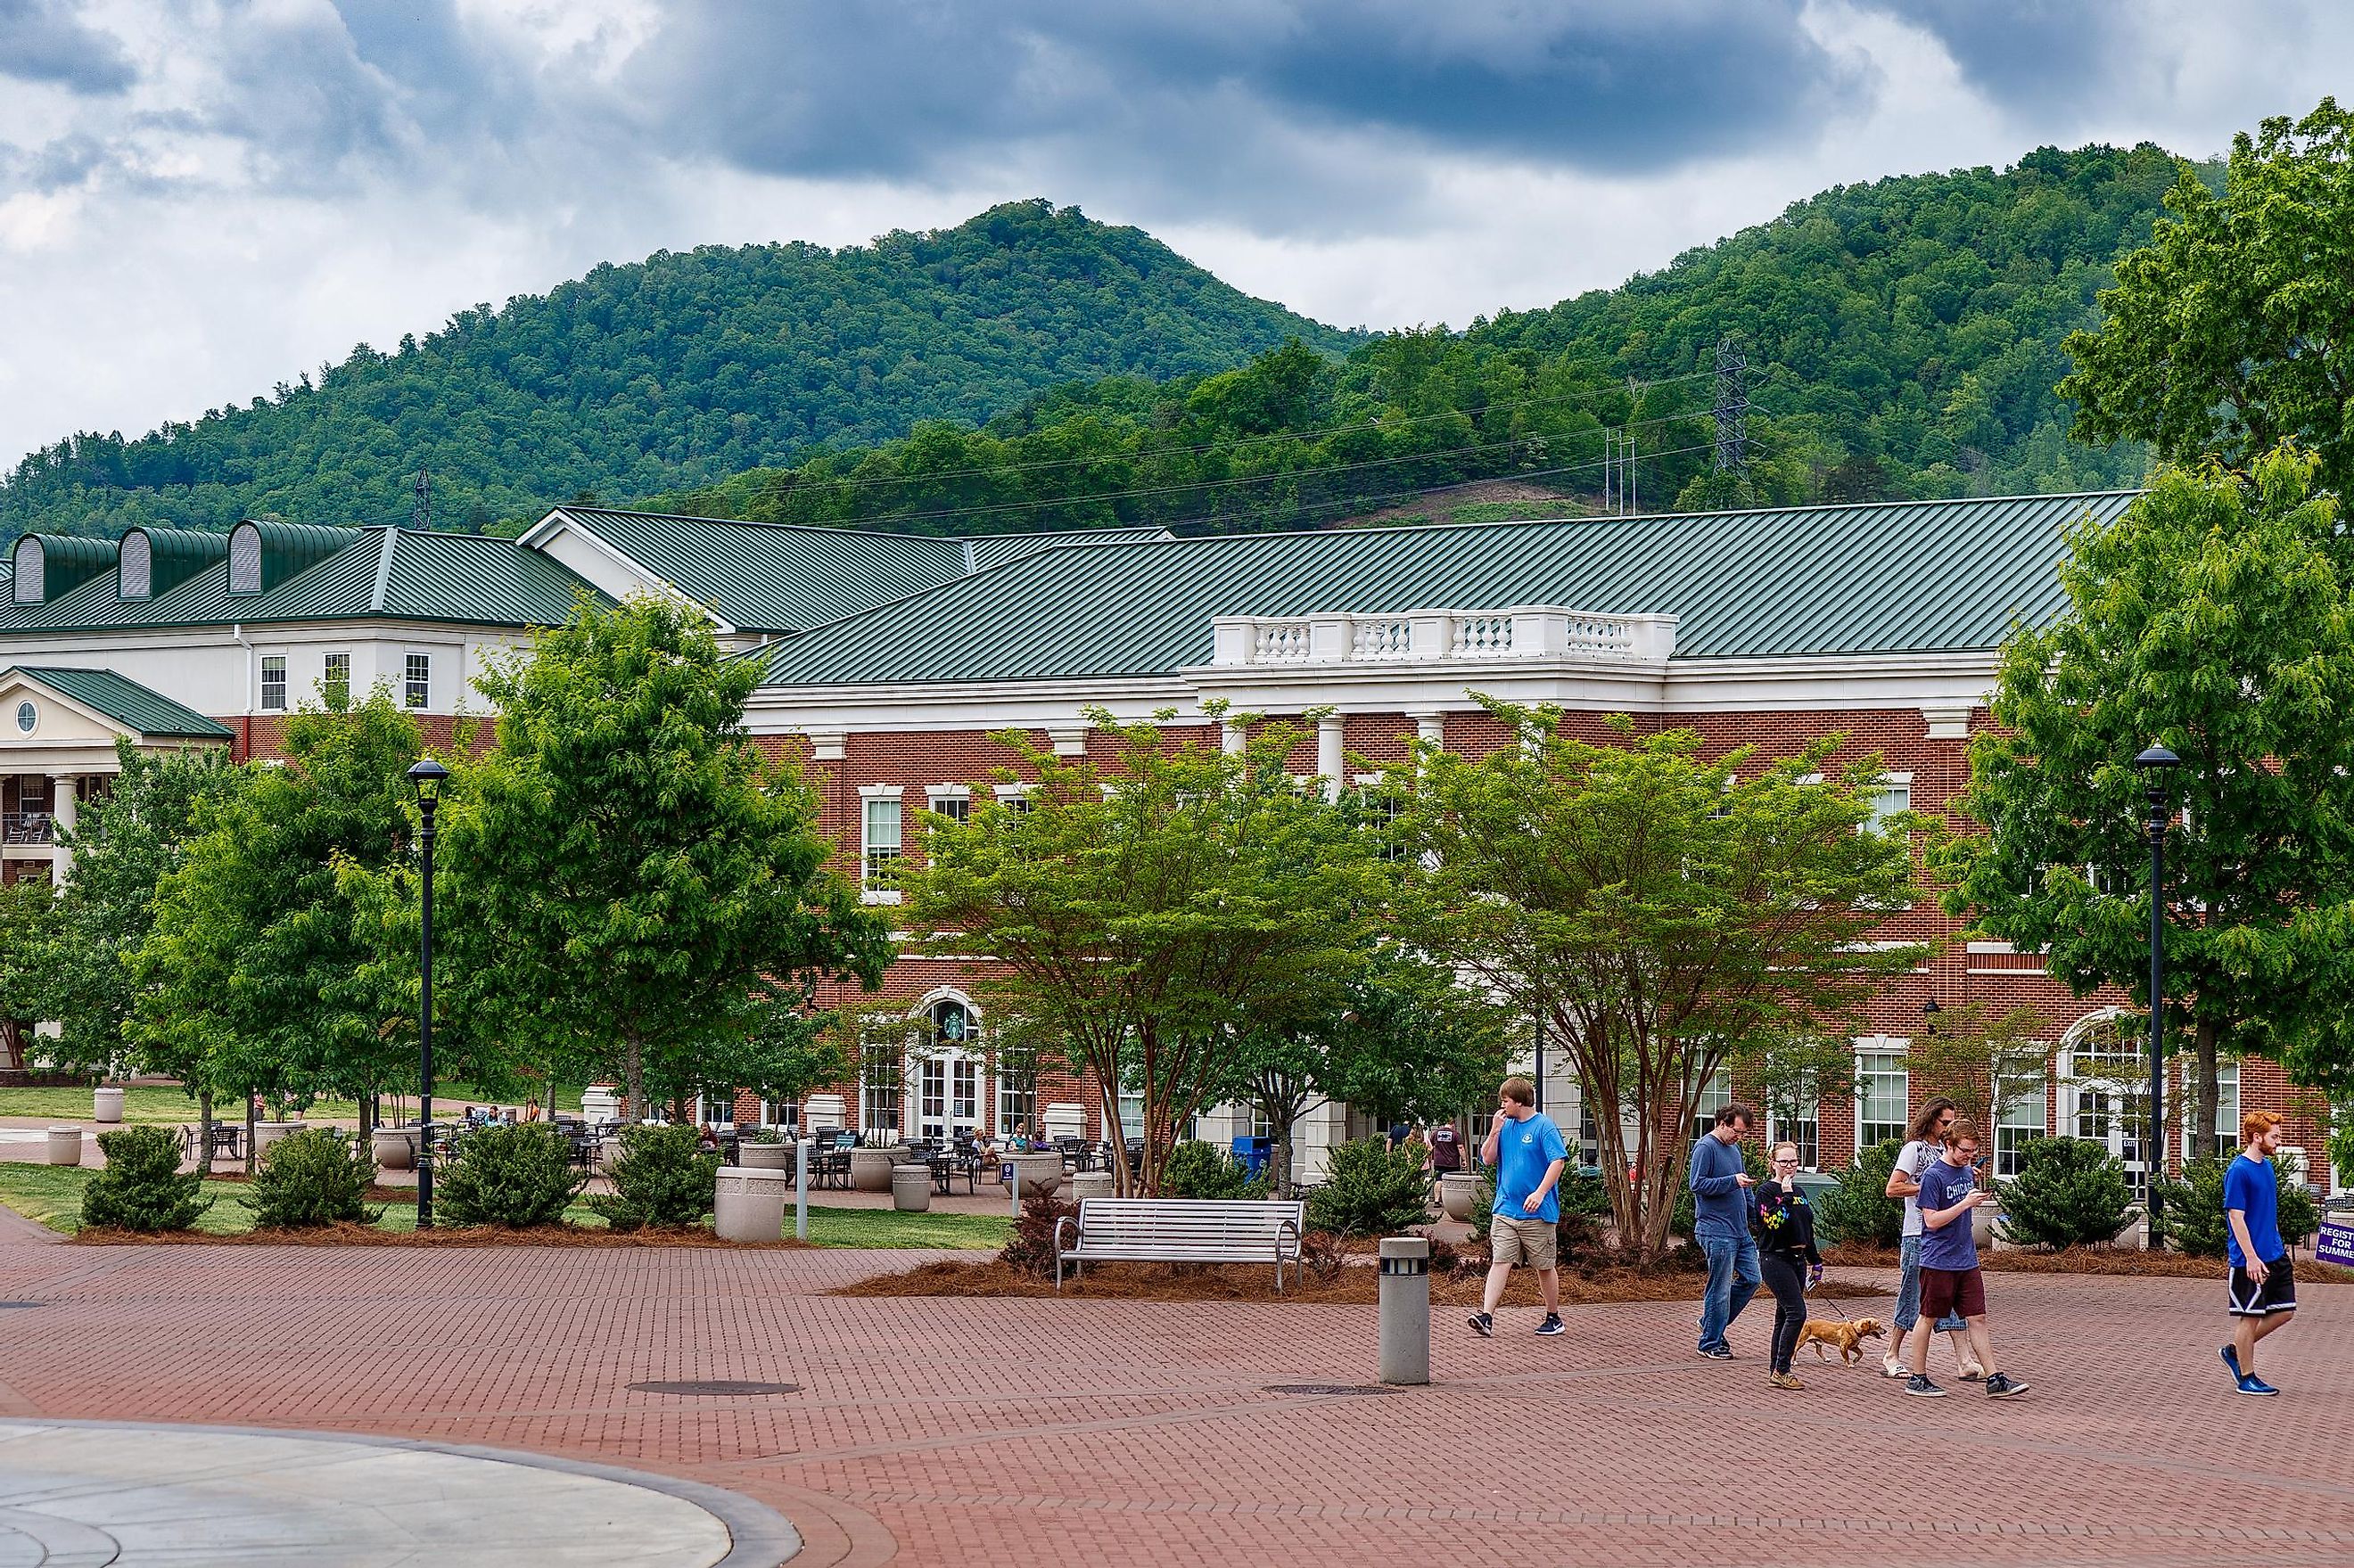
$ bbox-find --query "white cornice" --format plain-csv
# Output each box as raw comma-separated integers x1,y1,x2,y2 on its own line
748,676,1195,735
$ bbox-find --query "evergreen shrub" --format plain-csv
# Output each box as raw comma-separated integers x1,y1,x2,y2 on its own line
81,1125,210,1233
245,1127,378,1228
1305,1137,1429,1237
1161,1140,1262,1200
588,1123,719,1232
1815,1139,1905,1248
1996,1136,2132,1251
440,1123,588,1228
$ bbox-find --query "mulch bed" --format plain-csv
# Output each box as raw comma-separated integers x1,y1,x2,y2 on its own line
71,1223,810,1249
836,1255,1893,1305
1824,1242,2354,1285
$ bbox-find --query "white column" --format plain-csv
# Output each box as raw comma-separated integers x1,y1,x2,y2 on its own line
1412,712,1445,751
1317,717,1346,800
1220,720,1245,756
48,776,76,884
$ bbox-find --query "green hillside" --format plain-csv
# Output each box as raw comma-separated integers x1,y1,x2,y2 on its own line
0,201,1354,539
638,144,2195,539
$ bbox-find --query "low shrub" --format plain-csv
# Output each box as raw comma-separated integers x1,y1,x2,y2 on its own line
245,1127,378,1228
1815,1139,1905,1248
1305,1136,1429,1237
2277,1150,2321,1248
1554,1166,1612,1259
1997,1136,2132,1251
1468,1167,1498,1243
1161,1139,1263,1200
588,1123,719,1232
82,1125,210,1233
2152,1155,2232,1257
1000,1180,1080,1277
440,1123,588,1228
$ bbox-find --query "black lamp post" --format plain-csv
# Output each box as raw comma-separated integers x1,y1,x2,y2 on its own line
2132,743,2181,1248
1922,997,1942,1034
408,758,449,1229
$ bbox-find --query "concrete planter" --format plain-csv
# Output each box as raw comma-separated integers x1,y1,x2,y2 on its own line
1067,1170,1115,1202
251,1121,306,1161
850,1147,905,1193
1439,1172,1481,1223
45,1127,82,1166
713,1168,793,1242
92,1088,125,1124
737,1141,794,1171
373,1128,419,1171
1002,1152,1064,1197
1971,1203,1998,1250
891,1164,933,1212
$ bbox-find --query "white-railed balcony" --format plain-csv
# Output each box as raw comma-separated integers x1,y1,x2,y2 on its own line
1210,606,1678,669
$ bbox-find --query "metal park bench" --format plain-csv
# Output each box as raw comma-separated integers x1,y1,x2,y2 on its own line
1053,1197,1306,1293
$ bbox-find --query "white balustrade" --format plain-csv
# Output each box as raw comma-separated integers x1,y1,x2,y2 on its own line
1253,622,1313,662
1207,608,1675,668
1451,616,1515,657
1351,619,1413,660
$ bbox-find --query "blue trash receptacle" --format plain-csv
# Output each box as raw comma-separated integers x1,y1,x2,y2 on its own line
1232,1136,1271,1178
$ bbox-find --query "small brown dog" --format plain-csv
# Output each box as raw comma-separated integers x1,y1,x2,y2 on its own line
1794,1317,1886,1366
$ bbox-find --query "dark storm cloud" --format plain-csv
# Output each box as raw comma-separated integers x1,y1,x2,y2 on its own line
1862,1,2120,108
0,0,136,94
620,0,1864,187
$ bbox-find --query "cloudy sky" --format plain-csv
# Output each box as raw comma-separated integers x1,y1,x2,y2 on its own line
0,0,2346,467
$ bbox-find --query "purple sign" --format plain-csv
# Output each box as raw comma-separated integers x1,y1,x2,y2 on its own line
2318,1220,2354,1269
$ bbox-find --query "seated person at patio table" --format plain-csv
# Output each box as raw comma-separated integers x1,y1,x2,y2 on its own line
696,1123,720,1153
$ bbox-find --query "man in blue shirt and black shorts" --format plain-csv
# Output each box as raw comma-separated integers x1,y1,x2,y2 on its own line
2223,1109,2297,1396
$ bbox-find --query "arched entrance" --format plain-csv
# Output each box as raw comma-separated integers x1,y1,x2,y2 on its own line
910,992,986,1142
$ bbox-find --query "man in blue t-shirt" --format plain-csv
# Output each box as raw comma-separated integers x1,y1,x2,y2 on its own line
2222,1110,2297,1396
1904,1120,2029,1400
1468,1076,1568,1340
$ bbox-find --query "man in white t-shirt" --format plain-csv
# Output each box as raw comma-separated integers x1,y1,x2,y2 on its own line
1880,1097,1983,1381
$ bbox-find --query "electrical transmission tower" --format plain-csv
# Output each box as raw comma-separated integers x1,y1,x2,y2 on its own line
1713,335,1749,473
411,468,431,531
1601,428,1638,515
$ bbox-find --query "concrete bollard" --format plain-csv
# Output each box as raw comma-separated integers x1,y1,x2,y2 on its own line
794,1138,810,1243
1378,1235,1430,1385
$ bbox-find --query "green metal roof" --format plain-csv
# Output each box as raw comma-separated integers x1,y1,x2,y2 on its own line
3,667,233,738
757,491,2141,686
0,526,604,634
546,507,1170,632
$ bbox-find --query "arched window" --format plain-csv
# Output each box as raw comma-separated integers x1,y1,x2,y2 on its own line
119,530,152,599
12,538,41,604
2059,1011,2148,1179
226,522,262,595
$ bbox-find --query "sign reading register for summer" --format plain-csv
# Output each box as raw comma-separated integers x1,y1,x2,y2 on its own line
2318,1220,2354,1270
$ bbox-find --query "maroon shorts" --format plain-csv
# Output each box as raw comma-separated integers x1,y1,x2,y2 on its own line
1920,1265,1986,1320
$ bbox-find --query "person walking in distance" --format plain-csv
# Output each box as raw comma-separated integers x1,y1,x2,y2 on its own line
1905,1120,2028,1400
1469,1077,1568,1339
1690,1102,1760,1359
1882,1097,1983,1382
2222,1110,2297,1396
1754,1141,1823,1390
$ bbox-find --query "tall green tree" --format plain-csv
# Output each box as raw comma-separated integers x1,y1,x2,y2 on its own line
129,694,424,1129
901,710,1391,1195
0,878,62,1073
434,596,890,1120
2062,99,2354,496
1938,450,2354,1155
1394,703,1924,1260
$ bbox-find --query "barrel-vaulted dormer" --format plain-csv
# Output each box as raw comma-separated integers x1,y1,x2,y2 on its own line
224,520,359,596
118,525,231,601
11,534,117,605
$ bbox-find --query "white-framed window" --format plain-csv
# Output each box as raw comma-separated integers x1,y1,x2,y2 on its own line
918,1058,946,1135
259,655,287,713
999,1075,1034,1136
1768,1098,1821,1171
1996,1082,2045,1179
761,1098,800,1132
860,1035,902,1137
1864,773,1913,835
1117,1089,1144,1140
860,786,902,902
404,653,431,709
321,652,350,708
2061,1015,2149,1178
926,786,971,825
1689,1069,1732,1143
993,781,1033,813
1856,1039,1910,1152
696,1093,737,1129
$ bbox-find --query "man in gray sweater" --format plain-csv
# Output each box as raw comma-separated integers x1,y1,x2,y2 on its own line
1689,1102,1759,1358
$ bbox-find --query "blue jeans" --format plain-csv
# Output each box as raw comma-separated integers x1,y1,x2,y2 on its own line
1892,1234,1968,1333
1696,1227,1759,1351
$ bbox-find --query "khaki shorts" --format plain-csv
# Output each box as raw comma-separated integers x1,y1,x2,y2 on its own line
1491,1214,1558,1269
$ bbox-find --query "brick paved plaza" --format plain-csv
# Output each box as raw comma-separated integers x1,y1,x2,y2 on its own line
0,1211,2341,1567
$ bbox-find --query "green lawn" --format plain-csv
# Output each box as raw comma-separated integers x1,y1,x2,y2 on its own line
0,1164,1008,1249
0,1082,587,1127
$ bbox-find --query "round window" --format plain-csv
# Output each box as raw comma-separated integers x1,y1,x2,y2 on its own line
12,702,33,735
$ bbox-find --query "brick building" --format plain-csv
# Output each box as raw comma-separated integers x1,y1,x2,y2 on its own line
0,494,2334,1188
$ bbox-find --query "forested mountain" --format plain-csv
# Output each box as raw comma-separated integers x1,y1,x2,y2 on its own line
639,144,2196,540
0,201,1354,539
9,144,2196,545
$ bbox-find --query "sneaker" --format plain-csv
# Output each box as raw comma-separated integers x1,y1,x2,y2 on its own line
1903,1375,1947,1398
1467,1311,1494,1338
1984,1373,2030,1400
1881,1355,1909,1379
1535,1313,1566,1336
1767,1371,1805,1391
1697,1344,1733,1360
2235,1375,2280,1397
1956,1361,1987,1383
2221,1344,2243,1383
